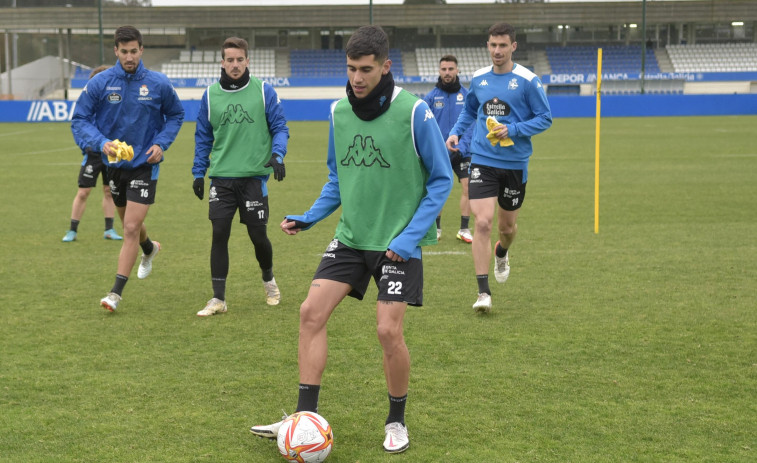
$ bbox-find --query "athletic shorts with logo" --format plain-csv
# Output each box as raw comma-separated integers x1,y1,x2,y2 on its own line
108,164,158,207
468,163,527,211
78,152,109,188
207,177,268,225
314,238,424,306
451,156,472,181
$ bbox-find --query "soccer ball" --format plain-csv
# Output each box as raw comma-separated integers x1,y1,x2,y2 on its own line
277,411,333,463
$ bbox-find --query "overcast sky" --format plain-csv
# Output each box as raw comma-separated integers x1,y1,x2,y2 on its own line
151,0,635,6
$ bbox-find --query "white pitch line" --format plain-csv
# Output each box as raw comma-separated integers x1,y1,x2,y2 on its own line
0,129,38,138
15,147,75,156
425,251,468,255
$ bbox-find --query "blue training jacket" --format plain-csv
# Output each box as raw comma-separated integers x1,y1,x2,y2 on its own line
450,63,551,182
423,85,472,157
71,60,185,173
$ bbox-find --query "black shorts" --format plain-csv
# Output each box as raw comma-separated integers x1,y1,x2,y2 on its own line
452,156,471,181
468,164,527,211
208,177,268,225
313,238,424,306
108,165,158,207
77,152,109,188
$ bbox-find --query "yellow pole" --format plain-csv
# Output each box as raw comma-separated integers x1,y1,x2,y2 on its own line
594,48,602,234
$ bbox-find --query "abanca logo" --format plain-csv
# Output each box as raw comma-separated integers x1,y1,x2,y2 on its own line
26,101,76,122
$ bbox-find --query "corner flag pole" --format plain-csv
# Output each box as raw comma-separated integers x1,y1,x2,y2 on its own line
594,48,602,234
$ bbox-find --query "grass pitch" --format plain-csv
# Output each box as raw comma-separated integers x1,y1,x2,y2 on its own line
0,116,755,462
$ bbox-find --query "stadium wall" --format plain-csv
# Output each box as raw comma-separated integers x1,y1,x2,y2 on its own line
3,94,757,124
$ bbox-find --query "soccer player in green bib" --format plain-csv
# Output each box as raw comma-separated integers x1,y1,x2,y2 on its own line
249,26,453,454
192,37,290,317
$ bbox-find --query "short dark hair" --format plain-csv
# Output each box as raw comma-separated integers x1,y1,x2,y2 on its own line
488,22,517,43
89,65,110,79
114,25,142,48
345,25,389,62
439,54,458,65
222,37,249,59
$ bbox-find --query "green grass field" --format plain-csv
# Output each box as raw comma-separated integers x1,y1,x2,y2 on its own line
1,116,755,462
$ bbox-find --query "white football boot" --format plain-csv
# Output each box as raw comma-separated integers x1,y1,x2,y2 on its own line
250,413,288,439
137,241,161,279
383,422,410,453
100,292,121,312
493,242,510,284
472,293,492,314
263,278,281,306
197,298,227,317
456,228,473,243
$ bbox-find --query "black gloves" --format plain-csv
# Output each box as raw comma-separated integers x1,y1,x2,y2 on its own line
193,177,204,200
285,218,312,230
265,155,286,181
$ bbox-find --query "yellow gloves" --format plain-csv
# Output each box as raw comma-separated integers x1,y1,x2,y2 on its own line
107,139,134,163
486,116,514,147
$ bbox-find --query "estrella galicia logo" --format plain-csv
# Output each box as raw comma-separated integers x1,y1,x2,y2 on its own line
219,104,254,125
107,93,122,104
483,97,510,117
326,238,339,252
341,135,390,168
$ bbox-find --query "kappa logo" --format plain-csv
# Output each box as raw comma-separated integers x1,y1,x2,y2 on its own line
219,104,254,125
341,135,390,168
479,79,489,87
424,109,435,121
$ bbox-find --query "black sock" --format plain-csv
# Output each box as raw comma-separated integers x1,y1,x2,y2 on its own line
386,393,407,426
212,277,226,301
495,243,508,258
476,274,490,295
105,217,114,231
435,216,441,229
296,384,320,413
111,274,128,296
140,238,154,255
460,216,470,230
261,267,274,282
70,219,80,232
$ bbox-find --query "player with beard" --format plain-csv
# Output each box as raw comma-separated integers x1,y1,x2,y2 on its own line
249,25,452,454
192,36,289,316
446,22,552,313
71,25,184,312
423,54,474,243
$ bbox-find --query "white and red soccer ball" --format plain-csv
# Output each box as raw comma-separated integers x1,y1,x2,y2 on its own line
277,411,333,463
